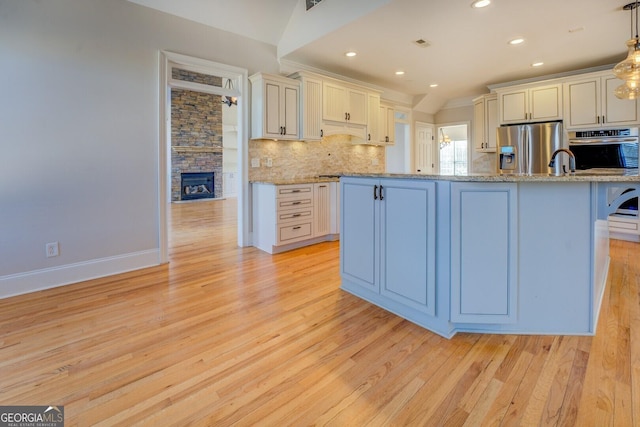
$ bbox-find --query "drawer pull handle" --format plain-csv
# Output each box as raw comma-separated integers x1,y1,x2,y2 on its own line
293,226,301,230
292,214,301,217
374,185,378,200
292,201,302,205
291,190,301,193
379,185,384,200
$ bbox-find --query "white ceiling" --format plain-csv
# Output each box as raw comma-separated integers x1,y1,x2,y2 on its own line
129,0,634,114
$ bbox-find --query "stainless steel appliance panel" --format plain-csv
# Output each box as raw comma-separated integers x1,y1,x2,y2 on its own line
568,128,639,169
496,121,564,175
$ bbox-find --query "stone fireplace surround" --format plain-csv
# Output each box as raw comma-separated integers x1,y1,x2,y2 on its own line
170,68,224,201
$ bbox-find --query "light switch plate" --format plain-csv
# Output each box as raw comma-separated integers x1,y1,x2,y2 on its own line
251,158,260,168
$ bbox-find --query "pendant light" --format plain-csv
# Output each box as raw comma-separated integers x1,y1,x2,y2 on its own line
221,78,237,107
614,2,640,99
439,128,451,149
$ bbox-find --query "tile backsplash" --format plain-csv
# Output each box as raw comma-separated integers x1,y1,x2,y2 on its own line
248,135,385,181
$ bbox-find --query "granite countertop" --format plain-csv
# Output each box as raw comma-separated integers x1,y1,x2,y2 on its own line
250,176,341,185
341,168,640,183
250,169,640,185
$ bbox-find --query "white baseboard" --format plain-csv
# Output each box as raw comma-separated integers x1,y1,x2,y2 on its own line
0,249,161,299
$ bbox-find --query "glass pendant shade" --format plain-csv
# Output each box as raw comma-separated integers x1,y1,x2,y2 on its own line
613,38,640,81
615,80,640,99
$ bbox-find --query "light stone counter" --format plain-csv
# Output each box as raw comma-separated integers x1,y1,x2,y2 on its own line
250,176,340,185
342,168,639,183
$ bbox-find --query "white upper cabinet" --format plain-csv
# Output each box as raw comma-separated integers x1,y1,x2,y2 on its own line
323,80,368,125
249,72,300,140
366,92,381,144
563,71,639,129
290,71,323,141
379,103,395,145
473,94,497,152
497,84,562,124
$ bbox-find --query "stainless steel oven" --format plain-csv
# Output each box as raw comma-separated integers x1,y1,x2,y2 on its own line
568,127,639,170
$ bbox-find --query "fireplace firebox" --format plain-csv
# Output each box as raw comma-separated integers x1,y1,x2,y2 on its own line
181,172,215,200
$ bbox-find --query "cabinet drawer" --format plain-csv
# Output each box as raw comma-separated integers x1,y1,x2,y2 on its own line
279,222,313,242
278,198,313,210
277,184,313,198
278,208,313,222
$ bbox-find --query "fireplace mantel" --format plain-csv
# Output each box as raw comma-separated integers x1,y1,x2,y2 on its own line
171,146,223,153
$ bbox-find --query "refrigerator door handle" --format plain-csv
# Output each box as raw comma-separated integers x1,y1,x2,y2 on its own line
524,126,530,174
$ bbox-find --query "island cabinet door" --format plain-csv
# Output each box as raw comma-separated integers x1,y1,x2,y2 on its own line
379,180,436,316
340,177,380,292
450,182,518,324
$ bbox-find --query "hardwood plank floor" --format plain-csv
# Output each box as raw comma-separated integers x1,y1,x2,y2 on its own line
0,198,638,426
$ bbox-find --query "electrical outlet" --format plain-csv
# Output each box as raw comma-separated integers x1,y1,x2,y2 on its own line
372,158,379,166
266,158,273,167
46,242,59,258
251,158,260,168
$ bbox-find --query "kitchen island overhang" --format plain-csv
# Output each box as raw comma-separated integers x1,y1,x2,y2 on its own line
339,172,639,339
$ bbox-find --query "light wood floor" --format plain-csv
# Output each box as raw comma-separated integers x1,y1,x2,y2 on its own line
1,198,638,426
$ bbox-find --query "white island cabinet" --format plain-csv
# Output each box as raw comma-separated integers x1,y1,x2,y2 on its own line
340,174,636,338
450,182,518,324
341,178,436,317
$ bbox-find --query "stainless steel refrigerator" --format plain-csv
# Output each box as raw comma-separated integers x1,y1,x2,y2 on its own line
496,121,565,175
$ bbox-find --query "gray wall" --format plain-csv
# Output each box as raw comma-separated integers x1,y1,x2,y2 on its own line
0,0,279,295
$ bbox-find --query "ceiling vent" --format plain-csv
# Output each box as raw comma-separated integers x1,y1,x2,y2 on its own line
306,0,324,10
413,39,431,48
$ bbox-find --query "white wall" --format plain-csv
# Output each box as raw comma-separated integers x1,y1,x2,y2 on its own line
386,124,407,173
0,0,280,297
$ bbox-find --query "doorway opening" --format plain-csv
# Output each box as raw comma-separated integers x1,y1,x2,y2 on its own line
159,52,249,263
437,123,469,175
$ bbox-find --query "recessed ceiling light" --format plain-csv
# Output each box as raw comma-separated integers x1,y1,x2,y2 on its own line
395,71,405,76
413,39,431,48
430,83,438,88
345,51,357,57
509,38,525,45
532,62,544,67
471,0,491,8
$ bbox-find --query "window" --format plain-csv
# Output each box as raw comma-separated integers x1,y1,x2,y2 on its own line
438,124,468,175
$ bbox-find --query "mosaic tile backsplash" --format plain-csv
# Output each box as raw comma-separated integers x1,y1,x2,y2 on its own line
248,135,386,181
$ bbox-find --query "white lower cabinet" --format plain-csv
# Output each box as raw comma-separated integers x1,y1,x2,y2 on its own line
341,177,436,315
252,182,338,254
450,182,518,324
313,183,331,237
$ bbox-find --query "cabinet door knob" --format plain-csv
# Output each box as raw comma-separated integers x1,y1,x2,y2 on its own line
320,129,323,137
368,133,371,141
373,185,378,200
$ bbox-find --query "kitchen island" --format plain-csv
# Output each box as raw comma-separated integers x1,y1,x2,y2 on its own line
340,171,639,338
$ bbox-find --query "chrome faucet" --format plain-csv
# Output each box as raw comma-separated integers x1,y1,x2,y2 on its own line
548,148,576,174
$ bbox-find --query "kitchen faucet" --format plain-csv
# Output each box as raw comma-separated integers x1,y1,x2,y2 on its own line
548,148,576,174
